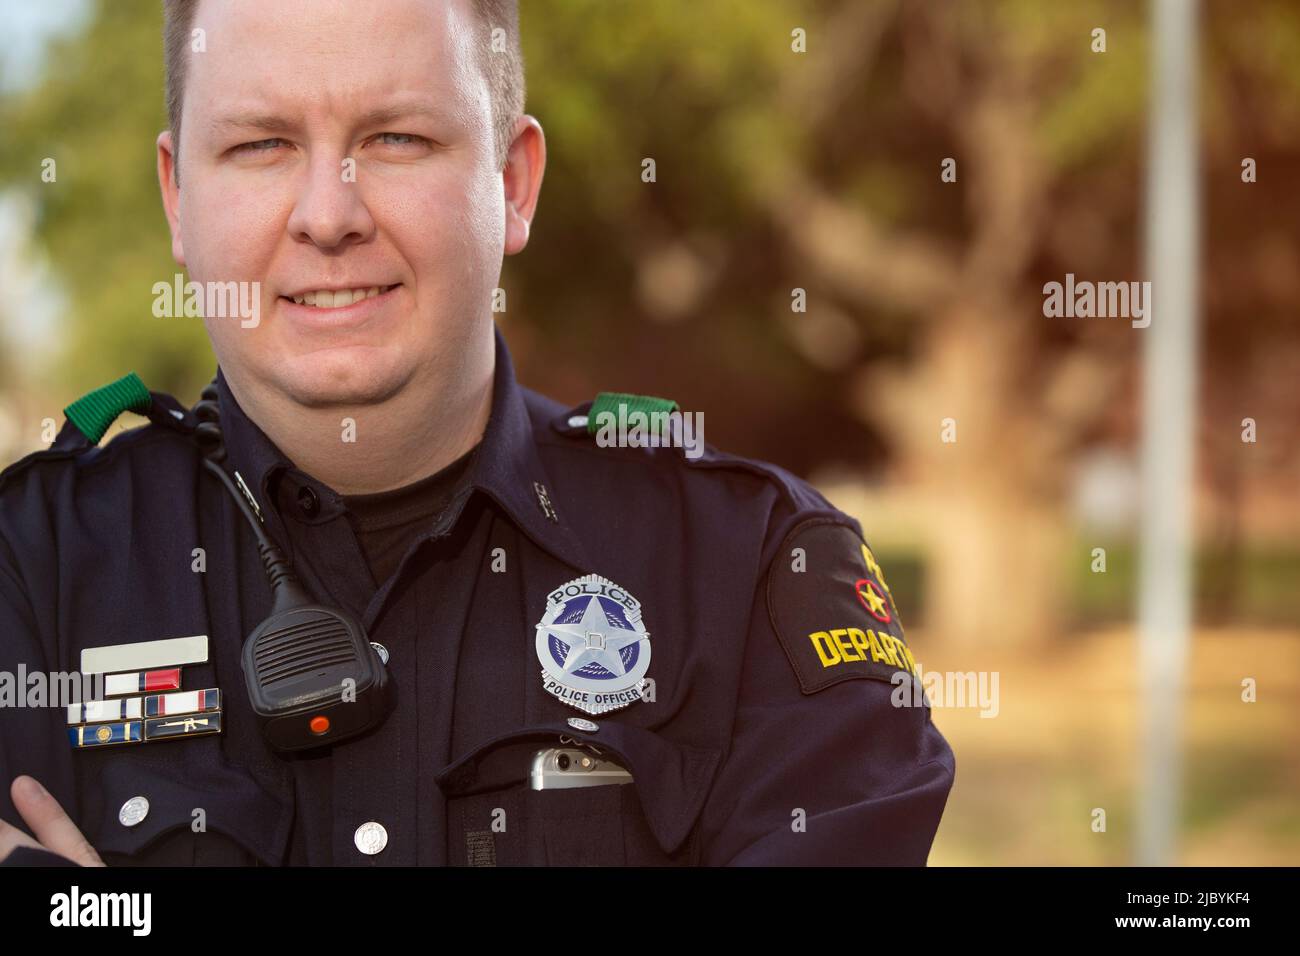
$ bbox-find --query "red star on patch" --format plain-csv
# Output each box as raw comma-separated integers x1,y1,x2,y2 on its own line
854,578,892,624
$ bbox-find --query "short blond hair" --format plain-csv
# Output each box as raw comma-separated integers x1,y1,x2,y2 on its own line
162,0,524,178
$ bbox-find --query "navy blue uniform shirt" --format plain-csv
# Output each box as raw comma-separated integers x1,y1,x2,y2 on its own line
0,325,954,865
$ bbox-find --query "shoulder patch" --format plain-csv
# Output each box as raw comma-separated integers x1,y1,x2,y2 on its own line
766,516,917,694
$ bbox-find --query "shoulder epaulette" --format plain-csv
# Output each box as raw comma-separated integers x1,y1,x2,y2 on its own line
63,372,153,444
0,372,197,491
583,391,679,436
546,390,834,516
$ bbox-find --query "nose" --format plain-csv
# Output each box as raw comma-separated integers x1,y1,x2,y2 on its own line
286,152,376,250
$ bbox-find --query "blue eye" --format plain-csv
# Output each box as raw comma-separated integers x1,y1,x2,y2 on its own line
234,138,286,153
374,132,426,147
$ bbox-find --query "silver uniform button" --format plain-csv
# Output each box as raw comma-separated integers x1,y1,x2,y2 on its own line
371,642,389,665
567,717,599,733
354,821,388,855
118,796,149,827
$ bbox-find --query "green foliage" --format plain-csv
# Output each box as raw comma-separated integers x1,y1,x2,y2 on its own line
514,0,811,392
1072,538,1300,627
0,0,211,400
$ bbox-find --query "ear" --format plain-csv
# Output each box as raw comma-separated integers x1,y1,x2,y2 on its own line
156,130,186,267
502,115,546,256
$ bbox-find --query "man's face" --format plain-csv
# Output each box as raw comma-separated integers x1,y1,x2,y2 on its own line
162,0,510,407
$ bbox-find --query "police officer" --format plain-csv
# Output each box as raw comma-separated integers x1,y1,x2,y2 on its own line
0,0,953,866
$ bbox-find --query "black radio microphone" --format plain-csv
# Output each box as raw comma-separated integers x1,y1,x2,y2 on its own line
190,380,392,753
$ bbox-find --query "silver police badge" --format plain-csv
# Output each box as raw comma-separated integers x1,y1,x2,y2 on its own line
535,574,651,716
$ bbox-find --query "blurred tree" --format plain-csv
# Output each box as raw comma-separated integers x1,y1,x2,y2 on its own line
517,0,1154,645
516,0,1300,644
753,0,1154,646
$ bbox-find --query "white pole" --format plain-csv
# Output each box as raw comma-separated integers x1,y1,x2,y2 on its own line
1137,0,1201,866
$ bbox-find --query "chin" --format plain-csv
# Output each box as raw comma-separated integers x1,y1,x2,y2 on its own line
272,349,414,407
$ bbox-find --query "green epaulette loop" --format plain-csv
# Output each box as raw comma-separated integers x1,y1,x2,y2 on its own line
586,392,679,435
63,372,152,444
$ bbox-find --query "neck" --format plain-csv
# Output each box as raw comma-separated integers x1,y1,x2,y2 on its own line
228,344,496,496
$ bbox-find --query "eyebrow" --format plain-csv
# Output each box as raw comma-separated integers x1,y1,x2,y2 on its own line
205,102,451,137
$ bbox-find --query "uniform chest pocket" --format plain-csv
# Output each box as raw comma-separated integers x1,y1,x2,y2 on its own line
447,784,630,866
82,747,292,866
525,777,686,866
440,722,722,867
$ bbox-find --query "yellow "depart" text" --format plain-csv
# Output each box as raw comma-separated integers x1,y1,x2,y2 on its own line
808,627,918,677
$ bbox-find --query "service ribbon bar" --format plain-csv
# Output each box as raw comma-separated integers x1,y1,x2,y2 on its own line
144,688,219,718
66,697,143,725
68,720,142,748
144,712,222,741
103,668,182,697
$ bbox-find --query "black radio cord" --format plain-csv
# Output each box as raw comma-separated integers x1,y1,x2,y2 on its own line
191,381,313,615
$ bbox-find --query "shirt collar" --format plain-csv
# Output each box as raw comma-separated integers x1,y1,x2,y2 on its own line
214,323,591,573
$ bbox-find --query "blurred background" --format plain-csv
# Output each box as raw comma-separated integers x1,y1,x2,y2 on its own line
0,0,1296,864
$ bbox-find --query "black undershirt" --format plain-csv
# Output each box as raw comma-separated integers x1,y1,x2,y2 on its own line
283,444,477,864
341,445,479,587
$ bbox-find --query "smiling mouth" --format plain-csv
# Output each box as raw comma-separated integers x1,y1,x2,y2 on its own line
281,284,400,308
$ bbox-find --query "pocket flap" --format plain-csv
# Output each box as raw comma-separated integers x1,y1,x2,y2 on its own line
88,749,292,865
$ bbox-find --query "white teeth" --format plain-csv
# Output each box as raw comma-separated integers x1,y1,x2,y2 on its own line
290,286,392,308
